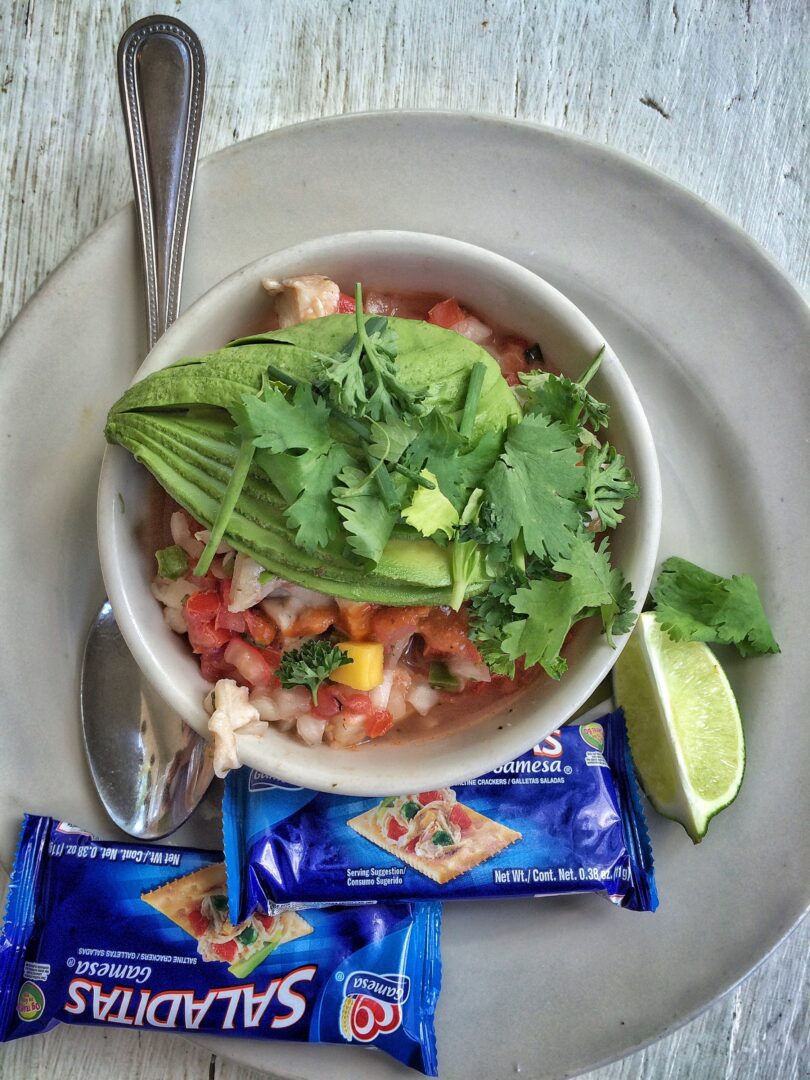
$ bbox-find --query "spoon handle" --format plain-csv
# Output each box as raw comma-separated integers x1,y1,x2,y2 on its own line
118,16,206,351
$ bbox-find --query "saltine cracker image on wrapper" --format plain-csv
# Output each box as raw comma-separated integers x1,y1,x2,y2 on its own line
348,790,522,884
142,863,312,975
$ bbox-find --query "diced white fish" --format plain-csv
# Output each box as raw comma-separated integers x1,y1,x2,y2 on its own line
207,679,268,778
261,583,335,632
261,275,340,327
228,553,280,612
163,606,188,634
194,529,234,556
151,576,201,610
170,511,204,558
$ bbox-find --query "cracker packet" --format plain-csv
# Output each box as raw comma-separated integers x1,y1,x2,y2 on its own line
224,709,657,920
0,815,441,1075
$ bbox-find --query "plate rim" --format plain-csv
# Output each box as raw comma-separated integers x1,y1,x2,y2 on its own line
1,108,807,1079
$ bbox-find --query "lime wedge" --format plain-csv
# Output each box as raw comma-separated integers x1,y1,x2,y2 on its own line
613,611,745,842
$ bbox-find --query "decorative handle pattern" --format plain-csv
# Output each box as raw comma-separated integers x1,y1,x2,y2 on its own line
118,16,206,350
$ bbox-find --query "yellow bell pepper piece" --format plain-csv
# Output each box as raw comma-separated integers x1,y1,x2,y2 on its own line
330,642,385,692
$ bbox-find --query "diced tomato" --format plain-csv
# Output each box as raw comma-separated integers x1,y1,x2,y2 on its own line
365,709,394,739
449,804,473,831
417,790,444,806
199,648,236,684
211,940,238,962
427,297,465,329
285,604,337,639
215,606,246,633
185,591,221,621
187,907,210,937
337,292,356,313
334,601,376,641
223,638,278,689
255,913,277,932
188,620,233,654
312,684,341,719
420,607,482,662
405,838,418,853
496,337,532,379
332,689,374,714
243,608,278,646
371,606,430,646
386,817,408,841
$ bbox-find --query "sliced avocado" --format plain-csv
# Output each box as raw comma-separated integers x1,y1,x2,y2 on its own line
105,315,518,606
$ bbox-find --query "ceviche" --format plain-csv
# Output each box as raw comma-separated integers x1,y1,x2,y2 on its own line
105,275,638,772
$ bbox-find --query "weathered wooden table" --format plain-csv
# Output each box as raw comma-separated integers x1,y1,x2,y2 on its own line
1,1,807,1077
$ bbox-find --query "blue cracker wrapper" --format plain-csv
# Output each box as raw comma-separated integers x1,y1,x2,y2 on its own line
225,710,657,921
0,815,441,1075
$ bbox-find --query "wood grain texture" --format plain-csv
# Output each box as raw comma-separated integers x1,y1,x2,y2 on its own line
0,0,807,1077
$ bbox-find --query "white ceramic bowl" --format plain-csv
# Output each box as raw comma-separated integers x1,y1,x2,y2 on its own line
98,230,661,795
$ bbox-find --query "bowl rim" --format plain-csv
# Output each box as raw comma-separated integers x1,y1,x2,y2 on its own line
98,228,662,794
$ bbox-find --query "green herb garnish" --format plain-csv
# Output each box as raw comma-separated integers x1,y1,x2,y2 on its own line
652,557,779,657
276,640,353,704
432,830,455,846
155,544,189,580
428,662,461,691
318,283,425,422
401,800,421,821
210,894,228,912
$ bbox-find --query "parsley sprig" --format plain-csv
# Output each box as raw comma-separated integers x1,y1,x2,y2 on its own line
276,640,353,704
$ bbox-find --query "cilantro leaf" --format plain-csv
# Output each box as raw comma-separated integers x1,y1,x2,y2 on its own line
276,640,352,704
332,465,404,563
471,535,635,676
401,469,459,540
554,534,636,645
368,415,417,464
468,568,527,677
448,488,486,610
257,443,353,554
579,443,639,528
519,348,609,435
318,286,425,422
652,556,779,656
484,413,582,561
233,382,331,454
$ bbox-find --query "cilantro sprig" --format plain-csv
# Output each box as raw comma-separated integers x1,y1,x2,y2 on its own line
318,284,426,422
276,640,353,704
652,557,779,657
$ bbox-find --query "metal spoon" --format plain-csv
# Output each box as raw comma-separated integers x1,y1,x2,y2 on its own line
80,16,211,839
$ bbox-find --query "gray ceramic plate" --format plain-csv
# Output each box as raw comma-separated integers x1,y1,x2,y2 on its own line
0,113,807,1079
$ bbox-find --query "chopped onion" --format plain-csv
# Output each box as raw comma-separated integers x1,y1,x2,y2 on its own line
447,655,491,683
296,713,328,746
451,316,492,344
406,682,442,716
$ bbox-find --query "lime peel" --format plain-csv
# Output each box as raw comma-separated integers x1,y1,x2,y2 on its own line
614,612,745,843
